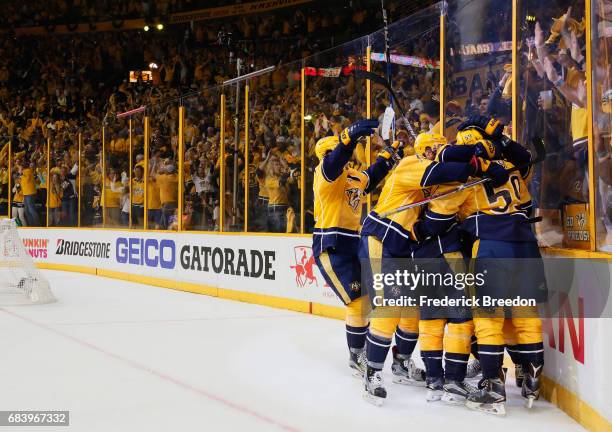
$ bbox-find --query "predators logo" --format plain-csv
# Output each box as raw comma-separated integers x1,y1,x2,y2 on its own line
346,187,362,212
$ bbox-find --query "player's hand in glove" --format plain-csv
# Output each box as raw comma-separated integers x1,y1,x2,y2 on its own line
469,156,509,187
378,140,404,169
474,139,503,160
458,115,504,140
340,118,379,146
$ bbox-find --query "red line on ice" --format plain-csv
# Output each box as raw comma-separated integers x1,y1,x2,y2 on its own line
1,308,299,432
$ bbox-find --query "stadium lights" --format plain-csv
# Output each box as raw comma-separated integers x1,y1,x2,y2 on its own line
149,62,159,69
156,23,164,31
144,25,150,32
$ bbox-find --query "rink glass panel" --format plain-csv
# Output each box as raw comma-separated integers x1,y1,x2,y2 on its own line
303,37,368,234
246,62,303,234
182,88,222,232
444,0,512,131
222,84,246,232
48,129,79,227
591,1,612,251
369,4,442,207
516,0,590,248
79,129,103,228
147,100,180,231
103,117,131,228
130,113,145,229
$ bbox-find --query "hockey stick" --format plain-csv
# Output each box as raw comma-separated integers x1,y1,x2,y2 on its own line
380,0,395,141
378,137,547,218
354,69,418,139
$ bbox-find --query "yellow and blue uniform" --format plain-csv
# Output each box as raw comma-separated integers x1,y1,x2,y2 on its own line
312,120,396,360
421,136,545,383
463,160,545,381
313,135,394,306
415,182,476,383
359,143,478,372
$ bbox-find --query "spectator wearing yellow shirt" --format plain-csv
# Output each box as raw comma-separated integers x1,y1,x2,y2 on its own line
264,156,293,233
104,169,122,226
156,164,179,230
20,161,40,226
132,165,145,227
48,172,63,226
147,174,162,229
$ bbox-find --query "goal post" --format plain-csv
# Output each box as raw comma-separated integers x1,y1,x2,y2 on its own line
0,219,56,305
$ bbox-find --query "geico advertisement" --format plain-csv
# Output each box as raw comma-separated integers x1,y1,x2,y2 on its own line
18,229,343,305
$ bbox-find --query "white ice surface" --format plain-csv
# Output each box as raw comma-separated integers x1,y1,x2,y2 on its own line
0,270,585,432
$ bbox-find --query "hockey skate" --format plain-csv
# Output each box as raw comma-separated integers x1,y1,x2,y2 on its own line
363,366,387,406
425,376,444,402
514,363,524,388
391,346,426,386
521,363,542,409
466,370,506,416
465,358,482,379
349,348,367,378
442,379,476,405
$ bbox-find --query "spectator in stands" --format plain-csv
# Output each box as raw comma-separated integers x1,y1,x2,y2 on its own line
48,172,62,226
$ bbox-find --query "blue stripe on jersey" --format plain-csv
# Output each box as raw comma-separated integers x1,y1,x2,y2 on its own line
461,212,537,242
360,212,417,257
312,226,361,257
412,225,463,258
421,209,457,238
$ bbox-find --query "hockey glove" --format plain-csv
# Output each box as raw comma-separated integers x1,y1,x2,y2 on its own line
474,139,502,160
378,140,404,169
340,118,379,146
458,115,504,140
469,156,509,188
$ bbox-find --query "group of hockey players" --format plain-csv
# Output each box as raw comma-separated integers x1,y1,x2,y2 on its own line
312,113,546,416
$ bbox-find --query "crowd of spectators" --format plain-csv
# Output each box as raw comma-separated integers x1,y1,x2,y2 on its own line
1,0,609,250
0,0,432,231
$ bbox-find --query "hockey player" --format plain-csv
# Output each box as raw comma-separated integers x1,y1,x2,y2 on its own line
313,118,404,378
358,131,508,405
408,134,502,405
420,116,546,415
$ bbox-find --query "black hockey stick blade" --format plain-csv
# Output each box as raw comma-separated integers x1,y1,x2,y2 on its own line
353,70,406,115
353,69,418,138
353,69,388,86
